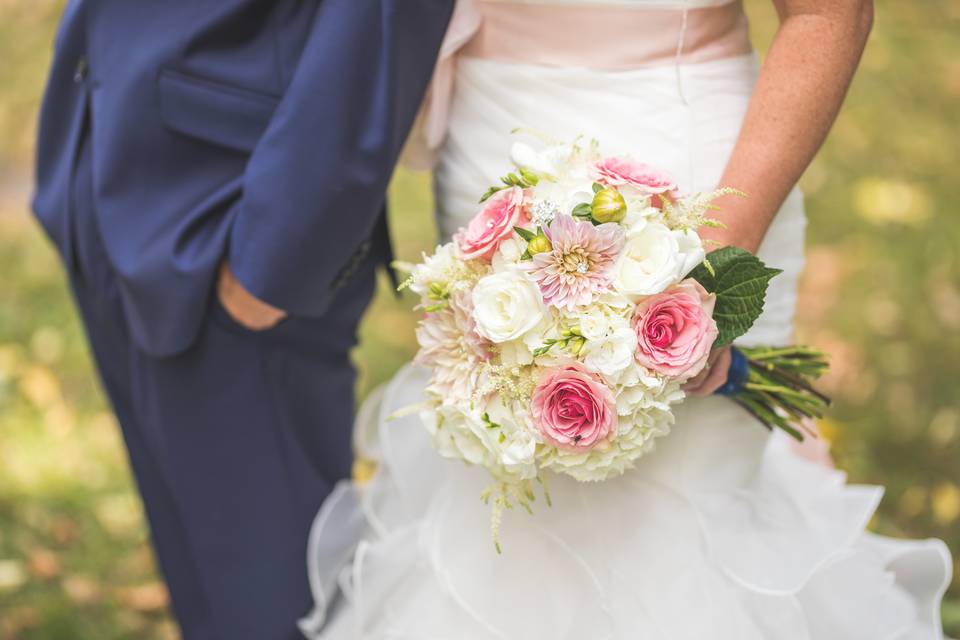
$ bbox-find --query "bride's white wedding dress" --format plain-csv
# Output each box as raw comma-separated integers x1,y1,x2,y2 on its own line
301,1,952,638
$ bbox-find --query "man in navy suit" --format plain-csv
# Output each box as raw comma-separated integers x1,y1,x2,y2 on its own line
32,1,454,637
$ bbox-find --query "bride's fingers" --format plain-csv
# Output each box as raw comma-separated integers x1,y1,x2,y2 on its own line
682,366,710,391
683,347,733,396
698,348,733,395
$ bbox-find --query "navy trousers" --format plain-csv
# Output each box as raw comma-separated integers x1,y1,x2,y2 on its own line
67,121,375,639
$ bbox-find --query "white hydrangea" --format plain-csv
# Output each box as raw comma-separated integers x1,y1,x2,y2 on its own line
421,396,540,483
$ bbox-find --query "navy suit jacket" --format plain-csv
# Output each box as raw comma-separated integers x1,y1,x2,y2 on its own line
34,0,454,356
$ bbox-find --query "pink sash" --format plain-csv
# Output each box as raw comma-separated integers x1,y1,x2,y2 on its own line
405,0,752,169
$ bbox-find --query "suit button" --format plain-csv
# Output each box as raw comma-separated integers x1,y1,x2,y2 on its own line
74,57,88,83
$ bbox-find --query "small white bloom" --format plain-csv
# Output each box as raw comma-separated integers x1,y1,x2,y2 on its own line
511,141,574,176
577,308,612,341
530,200,560,228
491,236,526,271
583,327,637,378
612,222,705,297
409,243,458,297
499,338,534,367
533,177,594,218
424,405,490,467
472,271,545,343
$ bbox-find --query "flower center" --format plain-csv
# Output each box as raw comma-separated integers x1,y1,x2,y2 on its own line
560,247,592,275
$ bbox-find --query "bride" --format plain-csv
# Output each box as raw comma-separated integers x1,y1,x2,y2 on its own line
301,0,951,638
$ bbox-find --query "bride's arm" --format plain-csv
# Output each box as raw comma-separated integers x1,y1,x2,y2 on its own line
686,0,873,396
700,0,874,254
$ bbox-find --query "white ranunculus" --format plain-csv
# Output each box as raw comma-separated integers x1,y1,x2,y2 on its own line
674,227,706,277
532,177,594,219
612,222,705,297
472,272,545,343
510,141,573,176
583,327,637,378
491,236,526,271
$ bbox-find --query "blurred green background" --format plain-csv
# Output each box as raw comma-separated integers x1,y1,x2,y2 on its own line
0,0,957,637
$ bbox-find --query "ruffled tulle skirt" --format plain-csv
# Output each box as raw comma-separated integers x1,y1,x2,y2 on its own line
300,366,951,640
300,50,951,640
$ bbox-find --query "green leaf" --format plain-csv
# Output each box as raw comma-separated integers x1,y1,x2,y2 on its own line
571,203,593,218
513,226,536,241
479,185,506,203
592,182,604,194
689,247,782,347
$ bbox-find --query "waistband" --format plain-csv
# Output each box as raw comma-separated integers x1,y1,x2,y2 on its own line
462,0,751,70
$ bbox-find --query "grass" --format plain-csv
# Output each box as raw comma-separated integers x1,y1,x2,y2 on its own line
0,0,958,637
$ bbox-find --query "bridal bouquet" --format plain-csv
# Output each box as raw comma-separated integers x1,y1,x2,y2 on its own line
400,138,828,549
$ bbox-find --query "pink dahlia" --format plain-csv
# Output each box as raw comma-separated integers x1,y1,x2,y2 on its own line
524,214,624,310
415,290,492,402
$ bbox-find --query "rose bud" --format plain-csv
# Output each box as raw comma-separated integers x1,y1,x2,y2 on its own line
526,234,553,256
591,187,627,224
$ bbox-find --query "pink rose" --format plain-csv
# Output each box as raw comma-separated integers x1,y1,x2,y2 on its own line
455,187,528,261
632,279,718,379
591,157,677,195
531,362,617,450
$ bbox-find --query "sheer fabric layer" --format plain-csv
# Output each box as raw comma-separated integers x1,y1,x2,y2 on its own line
303,367,951,639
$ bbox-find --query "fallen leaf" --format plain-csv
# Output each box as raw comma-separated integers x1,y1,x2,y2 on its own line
0,559,26,591
18,364,61,408
853,177,931,226
932,482,960,525
117,582,170,612
62,575,102,605
27,547,61,580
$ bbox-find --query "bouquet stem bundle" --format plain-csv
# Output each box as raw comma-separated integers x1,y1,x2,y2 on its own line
721,346,831,441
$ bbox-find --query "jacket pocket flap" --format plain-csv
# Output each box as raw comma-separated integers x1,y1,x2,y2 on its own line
157,68,279,153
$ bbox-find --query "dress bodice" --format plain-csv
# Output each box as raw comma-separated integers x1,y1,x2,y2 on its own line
482,0,735,6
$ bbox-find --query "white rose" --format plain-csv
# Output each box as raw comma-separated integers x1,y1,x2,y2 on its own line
583,327,637,378
472,272,545,343
612,223,705,297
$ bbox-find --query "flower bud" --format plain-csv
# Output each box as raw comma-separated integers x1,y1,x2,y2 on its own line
526,234,553,256
567,336,587,356
591,187,627,224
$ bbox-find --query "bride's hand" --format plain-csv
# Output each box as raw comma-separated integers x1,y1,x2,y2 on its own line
682,345,732,396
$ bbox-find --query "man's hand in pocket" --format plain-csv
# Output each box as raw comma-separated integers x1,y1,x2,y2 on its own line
217,262,287,331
